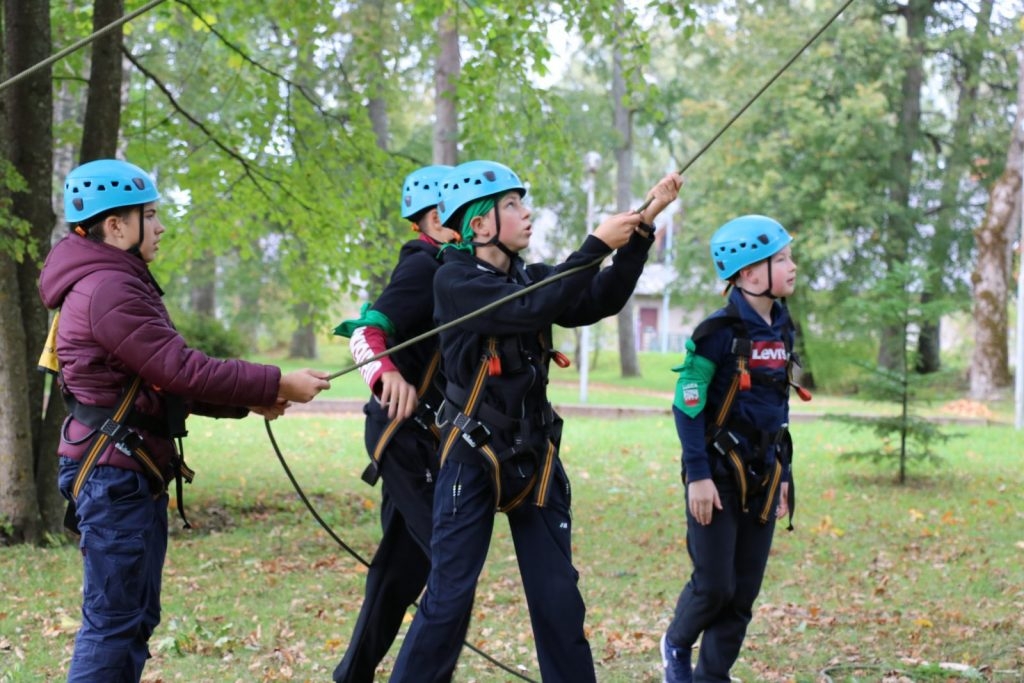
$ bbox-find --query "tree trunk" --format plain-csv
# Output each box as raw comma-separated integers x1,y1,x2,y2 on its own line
612,2,639,378
969,44,1023,399
917,0,994,373
189,251,216,317
288,302,318,359
877,0,930,372
79,0,123,162
0,255,40,545
1,0,59,543
434,11,459,165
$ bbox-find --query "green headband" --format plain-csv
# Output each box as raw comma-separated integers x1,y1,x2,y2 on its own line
439,196,496,256
461,197,496,240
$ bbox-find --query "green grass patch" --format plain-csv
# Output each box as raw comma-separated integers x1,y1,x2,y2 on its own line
2,413,1022,681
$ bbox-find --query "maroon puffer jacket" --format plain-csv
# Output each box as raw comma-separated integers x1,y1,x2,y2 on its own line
38,235,281,478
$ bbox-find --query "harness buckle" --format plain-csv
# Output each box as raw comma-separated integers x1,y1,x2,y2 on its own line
453,412,491,448
412,400,435,431
99,418,124,439
710,428,740,456
114,430,143,456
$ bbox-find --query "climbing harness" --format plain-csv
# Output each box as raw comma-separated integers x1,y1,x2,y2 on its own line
435,336,563,513
60,374,195,532
690,301,809,528
360,349,442,486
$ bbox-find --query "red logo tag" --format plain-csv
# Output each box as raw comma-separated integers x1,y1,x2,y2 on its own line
749,341,788,369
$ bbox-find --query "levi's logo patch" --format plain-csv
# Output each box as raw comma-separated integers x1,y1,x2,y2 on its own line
749,341,788,369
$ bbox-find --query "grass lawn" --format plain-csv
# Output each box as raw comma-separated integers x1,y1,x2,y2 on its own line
1,406,1021,682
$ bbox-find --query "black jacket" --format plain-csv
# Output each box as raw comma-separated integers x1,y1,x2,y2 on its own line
434,231,654,454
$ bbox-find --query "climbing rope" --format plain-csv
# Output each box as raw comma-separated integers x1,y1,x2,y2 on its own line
264,420,539,681
0,0,169,94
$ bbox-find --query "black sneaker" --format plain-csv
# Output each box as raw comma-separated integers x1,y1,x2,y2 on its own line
660,633,692,683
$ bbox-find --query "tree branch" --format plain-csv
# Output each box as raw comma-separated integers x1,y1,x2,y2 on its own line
122,47,315,213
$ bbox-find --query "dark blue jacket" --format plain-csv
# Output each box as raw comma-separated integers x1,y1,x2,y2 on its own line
676,288,793,482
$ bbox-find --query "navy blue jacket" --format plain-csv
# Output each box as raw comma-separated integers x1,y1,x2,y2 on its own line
676,288,793,482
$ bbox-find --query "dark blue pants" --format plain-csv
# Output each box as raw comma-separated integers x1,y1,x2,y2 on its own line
389,454,593,683
666,481,777,683
58,457,168,683
333,414,454,683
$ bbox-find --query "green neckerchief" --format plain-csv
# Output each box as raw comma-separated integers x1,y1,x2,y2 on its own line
333,303,396,339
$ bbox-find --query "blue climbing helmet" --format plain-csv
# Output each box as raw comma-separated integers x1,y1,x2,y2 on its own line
63,159,160,225
710,215,792,280
437,160,526,229
401,164,453,220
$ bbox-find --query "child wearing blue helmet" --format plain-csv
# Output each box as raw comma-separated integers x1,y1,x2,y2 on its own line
331,164,466,682
389,160,682,682
38,159,330,682
660,215,803,683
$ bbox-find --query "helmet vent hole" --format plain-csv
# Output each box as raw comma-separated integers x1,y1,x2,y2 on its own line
757,233,770,245
483,171,496,181
97,184,106,191
73,198,84,210
83,181,92,188
132,177,146,190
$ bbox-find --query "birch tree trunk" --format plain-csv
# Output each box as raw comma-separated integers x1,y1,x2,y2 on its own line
918,0,994,373
969,45,1024,399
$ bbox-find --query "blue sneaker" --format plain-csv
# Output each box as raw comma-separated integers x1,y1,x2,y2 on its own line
660,633,692,683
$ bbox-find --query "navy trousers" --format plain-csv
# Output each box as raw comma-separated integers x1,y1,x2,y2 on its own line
58,457,168,683
666,480,777,683
333,412,452,683
389,454,593,683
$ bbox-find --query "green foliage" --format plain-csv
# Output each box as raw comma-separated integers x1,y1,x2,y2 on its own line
0,160,34,263
171,310,247,358
828,409,950,467
826,262,957,482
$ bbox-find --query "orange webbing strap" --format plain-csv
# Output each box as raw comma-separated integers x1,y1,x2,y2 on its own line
71,376,144,501
363,349,443,485
712,370,754,511
758,460,784,524
527,439,557,509
439,338,495,469
439,337,557,513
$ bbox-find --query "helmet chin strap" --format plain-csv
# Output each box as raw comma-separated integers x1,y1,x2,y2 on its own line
478,201,519,261
127,206,144,258
736,257,777,299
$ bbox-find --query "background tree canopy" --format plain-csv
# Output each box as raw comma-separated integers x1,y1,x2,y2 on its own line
0,0,1020,542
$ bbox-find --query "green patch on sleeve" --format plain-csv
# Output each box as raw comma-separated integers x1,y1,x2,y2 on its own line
333,303,396,338
672,338,717,418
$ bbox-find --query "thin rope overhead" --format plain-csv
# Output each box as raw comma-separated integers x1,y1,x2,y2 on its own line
0,0,169,94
